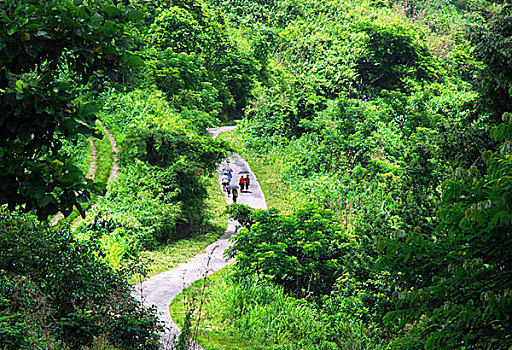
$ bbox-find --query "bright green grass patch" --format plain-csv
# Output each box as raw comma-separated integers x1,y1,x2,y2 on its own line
56,124,114,228
170,269,271,350
130,173,228,284
170,268,336,350
217,129,303,215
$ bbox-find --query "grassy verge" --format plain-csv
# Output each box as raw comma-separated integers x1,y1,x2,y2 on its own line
55,124,114,228
130,173,228,284
82,138,92,175
170,267,332,350
170,269,280,350
216,129,303,215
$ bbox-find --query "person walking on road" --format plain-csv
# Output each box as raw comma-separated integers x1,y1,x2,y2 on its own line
245,174,250,191
232,188,238,203
221,174,229,191
239,176,245,192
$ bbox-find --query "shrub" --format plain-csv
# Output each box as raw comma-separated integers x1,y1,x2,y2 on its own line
380,118,512,349
226,204,359,298
0,210,161,349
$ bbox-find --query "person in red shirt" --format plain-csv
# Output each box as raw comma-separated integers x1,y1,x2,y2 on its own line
239,176,245,192
245,175,250,191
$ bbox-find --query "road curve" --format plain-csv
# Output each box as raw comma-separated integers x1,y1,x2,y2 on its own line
132,126,267,349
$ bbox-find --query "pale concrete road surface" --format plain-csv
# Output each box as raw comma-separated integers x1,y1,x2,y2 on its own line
132,126,267,349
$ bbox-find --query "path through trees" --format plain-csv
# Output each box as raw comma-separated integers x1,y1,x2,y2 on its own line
132,126,267,349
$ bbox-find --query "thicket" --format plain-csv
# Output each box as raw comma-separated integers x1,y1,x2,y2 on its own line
2,0,511,348
74,87,229,269
206,0,512,348
1,0,254,347
0,210,161,349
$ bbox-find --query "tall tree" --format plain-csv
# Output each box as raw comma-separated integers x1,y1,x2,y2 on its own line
469,4,512,124
380,115,512,349
0,0,143,219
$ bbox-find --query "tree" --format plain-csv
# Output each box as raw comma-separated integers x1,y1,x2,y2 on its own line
356,19,434,92
146,0,257,119
0,0,143,220
226,204,359,299
469,4,512,124
380,115,512,349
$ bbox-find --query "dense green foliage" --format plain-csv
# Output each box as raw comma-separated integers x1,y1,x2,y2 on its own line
133,0,257,119
227,205,359,299
0,210,160,349
379,118,512,349
2,0,512,348
0,0,143,219
208,0,512,348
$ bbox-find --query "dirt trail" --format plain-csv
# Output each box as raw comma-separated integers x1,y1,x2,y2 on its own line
70,122,119,231
132,126,267,349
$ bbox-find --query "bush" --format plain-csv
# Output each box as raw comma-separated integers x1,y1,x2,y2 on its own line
0,210,161,349
380,118,512,349
226,204,359,298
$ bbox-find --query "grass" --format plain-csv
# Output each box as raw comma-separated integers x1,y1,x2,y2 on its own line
170,268,331,350
130,173,229,284
82,138,92,175
94,123,114,185
216,129,303,215
55,123,114,228
170,269,281,350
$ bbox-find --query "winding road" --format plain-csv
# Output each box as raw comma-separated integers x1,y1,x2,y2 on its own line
132,126,267,349
51,121,119,227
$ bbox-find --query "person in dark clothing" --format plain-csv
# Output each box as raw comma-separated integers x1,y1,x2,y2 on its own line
232,188,238,203
245,174,250,191
239,176,245,192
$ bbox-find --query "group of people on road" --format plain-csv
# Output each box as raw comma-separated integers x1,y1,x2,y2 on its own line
221,171,250,203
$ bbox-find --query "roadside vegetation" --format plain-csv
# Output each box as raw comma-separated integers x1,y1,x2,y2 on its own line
131,174,228,283
0,0,249,348
172,0,512,349
1,0,511,349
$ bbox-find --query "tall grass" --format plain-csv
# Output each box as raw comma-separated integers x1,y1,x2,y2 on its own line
171,269,340,350
208,273,333,349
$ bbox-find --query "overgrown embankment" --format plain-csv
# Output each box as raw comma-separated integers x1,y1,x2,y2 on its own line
171,0,512,349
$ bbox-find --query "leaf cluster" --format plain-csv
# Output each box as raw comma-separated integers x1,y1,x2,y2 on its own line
227,205,359,299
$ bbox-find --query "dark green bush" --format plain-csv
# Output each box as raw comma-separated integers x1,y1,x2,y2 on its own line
226,205,359,298
380,119,512,349
0,210,161,349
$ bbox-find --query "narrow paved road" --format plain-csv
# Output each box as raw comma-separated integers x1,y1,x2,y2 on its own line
132,126,267,349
